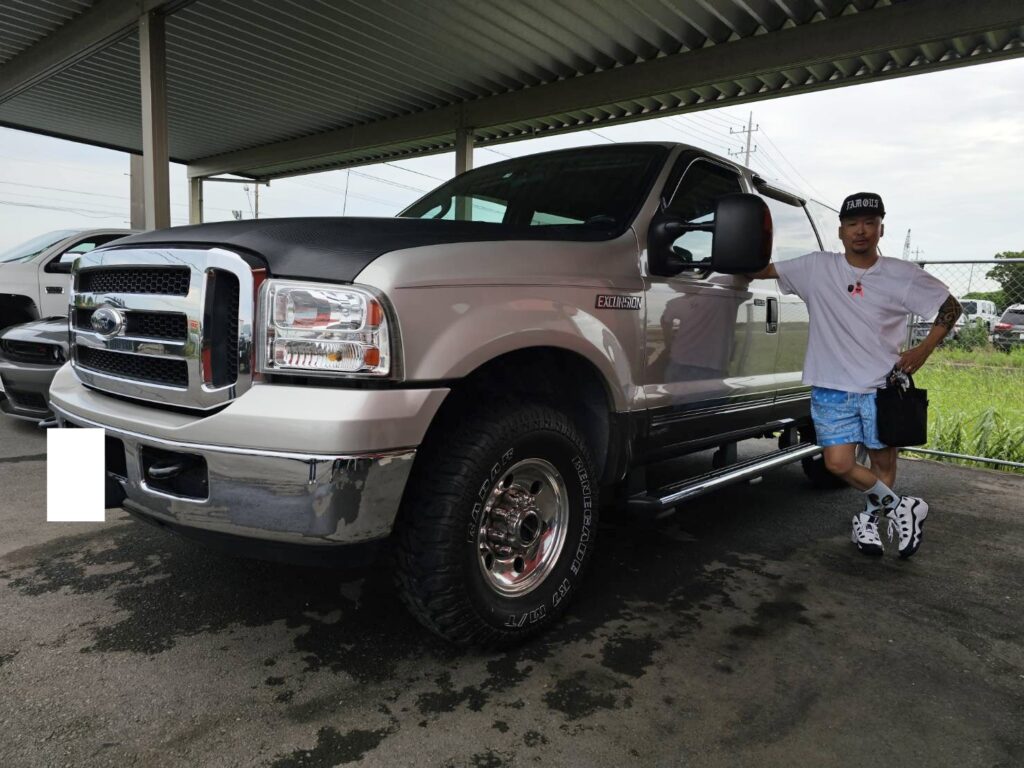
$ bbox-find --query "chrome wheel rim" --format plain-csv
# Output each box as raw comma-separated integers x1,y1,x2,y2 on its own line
476,457,569,598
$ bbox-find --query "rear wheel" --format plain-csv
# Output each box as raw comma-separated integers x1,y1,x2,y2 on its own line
395,402,598,646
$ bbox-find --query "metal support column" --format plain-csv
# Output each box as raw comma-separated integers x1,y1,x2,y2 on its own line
188,176,203,224
139,11,170,230
129,154,145,229
454,125,474,220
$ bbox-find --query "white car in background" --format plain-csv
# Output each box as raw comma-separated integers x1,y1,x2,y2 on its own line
0,229,135,332
958,298,1000,332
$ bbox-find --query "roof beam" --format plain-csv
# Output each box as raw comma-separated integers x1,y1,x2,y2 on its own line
189,0,1024,179
0,0,190,105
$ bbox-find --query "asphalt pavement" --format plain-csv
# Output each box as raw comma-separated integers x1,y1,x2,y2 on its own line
1,413,1021,768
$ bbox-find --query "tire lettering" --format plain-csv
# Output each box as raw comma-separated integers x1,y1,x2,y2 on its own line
551,577,571,607
570,455,593,575
504,604,547,628
467,502,483,543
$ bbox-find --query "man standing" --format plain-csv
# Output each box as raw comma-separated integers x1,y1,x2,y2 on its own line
748,193,961,558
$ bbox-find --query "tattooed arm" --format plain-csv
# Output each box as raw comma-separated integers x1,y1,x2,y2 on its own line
897,294,962,374
932,294,963,330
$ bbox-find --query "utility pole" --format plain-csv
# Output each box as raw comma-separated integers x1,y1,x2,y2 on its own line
911,247,925,262
729,111,759,166
342,169,351,216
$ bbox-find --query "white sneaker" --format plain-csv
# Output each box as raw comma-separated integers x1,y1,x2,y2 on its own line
851,512,884,557
885,496,929,559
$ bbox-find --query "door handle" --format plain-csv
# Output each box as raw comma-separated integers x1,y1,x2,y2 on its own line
46,286,64,294
766,297,778,334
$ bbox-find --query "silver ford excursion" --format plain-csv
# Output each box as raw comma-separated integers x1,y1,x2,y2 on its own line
52,143,841,645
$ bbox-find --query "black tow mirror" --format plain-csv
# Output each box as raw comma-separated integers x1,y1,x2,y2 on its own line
710,194,773,275
648,214,709,277
648,193,772,277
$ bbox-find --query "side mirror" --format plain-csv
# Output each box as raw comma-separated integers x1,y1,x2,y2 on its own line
710,194,773,275
647,214,696,277
46,260,74,274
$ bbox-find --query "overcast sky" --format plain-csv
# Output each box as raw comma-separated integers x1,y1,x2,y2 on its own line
1,56,1022,268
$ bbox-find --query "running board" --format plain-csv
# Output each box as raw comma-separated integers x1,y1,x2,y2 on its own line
628,443,822,513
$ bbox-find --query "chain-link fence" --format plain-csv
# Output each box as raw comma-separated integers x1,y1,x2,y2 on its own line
901,258,1024,472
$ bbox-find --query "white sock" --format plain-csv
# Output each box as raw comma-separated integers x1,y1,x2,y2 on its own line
864,479,897,515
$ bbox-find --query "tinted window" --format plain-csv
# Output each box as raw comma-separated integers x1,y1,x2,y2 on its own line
56,234,127,265
961,301,978,315
805,200,842,252
663,160,743,269
401,145,668,234
763,197,820,261
1001,310,1024,324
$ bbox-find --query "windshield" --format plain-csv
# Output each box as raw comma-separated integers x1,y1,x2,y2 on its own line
400,145,668,235
0,230,80,264
961,301,978,314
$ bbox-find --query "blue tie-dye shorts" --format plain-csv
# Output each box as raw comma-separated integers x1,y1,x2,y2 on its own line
810,387,887,449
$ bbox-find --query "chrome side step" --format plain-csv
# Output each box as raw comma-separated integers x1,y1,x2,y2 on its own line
628,443,822,513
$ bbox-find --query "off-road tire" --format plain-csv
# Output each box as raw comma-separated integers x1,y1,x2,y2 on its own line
394,403,598,647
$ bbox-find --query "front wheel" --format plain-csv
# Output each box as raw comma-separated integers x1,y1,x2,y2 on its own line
394,403,598,646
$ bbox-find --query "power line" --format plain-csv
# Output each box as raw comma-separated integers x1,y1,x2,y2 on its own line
383,161,448,182
0,199,126,219
588,129,618,143
758,128,828,201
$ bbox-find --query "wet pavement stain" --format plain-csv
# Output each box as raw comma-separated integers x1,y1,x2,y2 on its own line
730,599,812,639
600,633,661,678
269,724,396,767
416,671,488,714
522,730,548,747
542,670,626,721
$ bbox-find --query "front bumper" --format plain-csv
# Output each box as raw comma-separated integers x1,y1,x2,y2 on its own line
49,365,450,550
55,405,417,547
0,360,60,421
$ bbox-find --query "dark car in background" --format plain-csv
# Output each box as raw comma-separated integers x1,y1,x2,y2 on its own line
993,305,1024,352
0,318,69,423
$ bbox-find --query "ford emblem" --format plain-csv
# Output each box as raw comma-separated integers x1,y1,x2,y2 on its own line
90,306,124,337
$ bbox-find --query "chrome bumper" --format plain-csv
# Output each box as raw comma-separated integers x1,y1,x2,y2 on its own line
53,405,416,547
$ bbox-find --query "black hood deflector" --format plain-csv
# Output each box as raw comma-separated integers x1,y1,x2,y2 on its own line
107,217,614,282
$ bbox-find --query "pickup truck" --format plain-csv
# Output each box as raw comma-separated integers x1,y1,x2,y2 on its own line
52,143,841,646
0,228,134,332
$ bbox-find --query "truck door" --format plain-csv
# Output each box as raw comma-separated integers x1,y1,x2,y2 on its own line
643,157,780,458
761,194,834,422
38,233,125,317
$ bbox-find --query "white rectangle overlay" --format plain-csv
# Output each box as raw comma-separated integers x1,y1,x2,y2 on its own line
47,428,105,522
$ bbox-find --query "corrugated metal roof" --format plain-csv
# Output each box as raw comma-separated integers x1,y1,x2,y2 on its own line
0,0,94,66
1,0,1022,178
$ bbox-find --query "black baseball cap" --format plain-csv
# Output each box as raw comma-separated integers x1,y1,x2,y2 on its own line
839,192,885,219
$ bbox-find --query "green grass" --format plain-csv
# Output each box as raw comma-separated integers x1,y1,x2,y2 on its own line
912,347,1024,473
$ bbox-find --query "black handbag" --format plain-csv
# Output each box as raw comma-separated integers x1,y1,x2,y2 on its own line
875,368,928,447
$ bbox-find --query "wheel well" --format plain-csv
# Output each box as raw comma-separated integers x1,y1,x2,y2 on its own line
0,295,40,333
428,347,617,481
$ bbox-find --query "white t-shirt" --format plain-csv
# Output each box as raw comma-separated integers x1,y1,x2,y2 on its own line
775,251,950,393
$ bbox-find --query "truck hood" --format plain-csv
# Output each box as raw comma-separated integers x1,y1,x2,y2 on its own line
105,217,616,282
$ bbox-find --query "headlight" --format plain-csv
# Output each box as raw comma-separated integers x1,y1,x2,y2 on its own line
259,280,394,377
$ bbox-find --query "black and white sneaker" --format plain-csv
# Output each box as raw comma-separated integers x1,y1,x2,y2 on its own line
851,512,884,557
885,496,929,559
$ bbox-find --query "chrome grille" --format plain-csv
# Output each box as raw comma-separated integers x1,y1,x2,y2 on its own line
79,267,191,295
75,308,188,341
78,347,189,387
70,248,254,411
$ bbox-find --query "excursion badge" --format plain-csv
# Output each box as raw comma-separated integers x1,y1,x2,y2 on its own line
595,294,641,310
